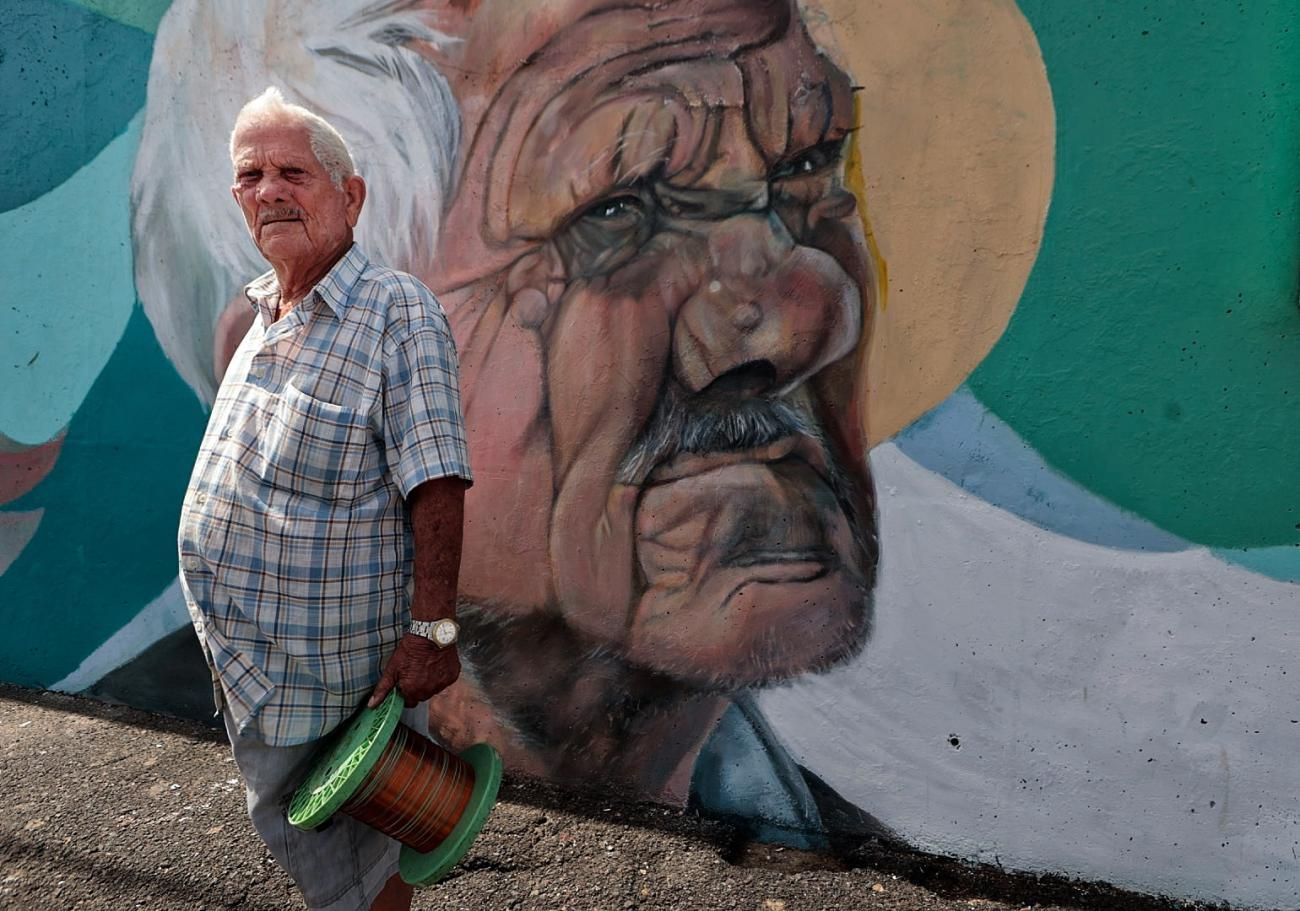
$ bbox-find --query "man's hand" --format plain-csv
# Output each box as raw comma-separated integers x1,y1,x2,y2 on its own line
368,634,461,708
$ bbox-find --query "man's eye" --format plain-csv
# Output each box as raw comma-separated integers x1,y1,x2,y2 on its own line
237,172,261,185
770,139,846,182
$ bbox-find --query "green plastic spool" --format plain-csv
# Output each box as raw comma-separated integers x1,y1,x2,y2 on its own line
286,690,503,886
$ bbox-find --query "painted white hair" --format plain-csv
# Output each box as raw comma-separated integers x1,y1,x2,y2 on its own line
230,86,357,188
131,0,461,405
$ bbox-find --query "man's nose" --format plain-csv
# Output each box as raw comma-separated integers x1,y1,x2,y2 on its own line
254,175,289,203
672,212,861,395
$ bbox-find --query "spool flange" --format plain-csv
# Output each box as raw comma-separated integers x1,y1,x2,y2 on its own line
286,690,502,886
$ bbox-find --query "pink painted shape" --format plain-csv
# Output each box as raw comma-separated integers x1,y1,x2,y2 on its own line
0,435,64,505
0,509,44,577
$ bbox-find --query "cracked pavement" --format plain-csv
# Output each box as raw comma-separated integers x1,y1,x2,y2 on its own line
0,686,1215,911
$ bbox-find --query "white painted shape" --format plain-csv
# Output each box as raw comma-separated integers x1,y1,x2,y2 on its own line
760,443,1300,911
0,510,44,576
52,576,192,693
0,115,142,446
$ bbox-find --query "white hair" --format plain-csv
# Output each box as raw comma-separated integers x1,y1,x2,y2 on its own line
229,86,357,187
132,0,461,405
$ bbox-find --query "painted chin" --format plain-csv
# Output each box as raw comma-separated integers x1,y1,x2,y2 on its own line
629,454,873,686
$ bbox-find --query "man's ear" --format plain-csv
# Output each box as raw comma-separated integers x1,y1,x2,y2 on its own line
345,175,367,227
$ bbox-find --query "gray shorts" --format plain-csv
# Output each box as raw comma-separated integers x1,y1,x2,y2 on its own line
222,704,431,911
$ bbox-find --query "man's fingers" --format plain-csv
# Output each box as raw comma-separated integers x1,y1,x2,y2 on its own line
368,670,396,709
399,675,420,708
370,639,459,709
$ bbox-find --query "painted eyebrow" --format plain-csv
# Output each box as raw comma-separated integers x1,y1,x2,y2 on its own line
783,78,838,155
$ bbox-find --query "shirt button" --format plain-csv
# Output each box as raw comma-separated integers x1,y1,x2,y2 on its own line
195,493,207,506
250,366,266,381
182,555,202,572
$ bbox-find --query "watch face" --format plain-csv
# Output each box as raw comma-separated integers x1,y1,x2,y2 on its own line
433,620,458,646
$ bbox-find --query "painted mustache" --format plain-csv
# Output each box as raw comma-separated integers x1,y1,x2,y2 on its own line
617,371,819,486
258,207,304,226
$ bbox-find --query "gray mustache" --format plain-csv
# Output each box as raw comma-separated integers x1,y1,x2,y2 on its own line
617,387,816,484
259,207,303,225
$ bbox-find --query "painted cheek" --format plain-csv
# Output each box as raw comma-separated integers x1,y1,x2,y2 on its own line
448,284,555,612
808,211,874,314
802,349,869,510
805,216,875,468
546,280,672,646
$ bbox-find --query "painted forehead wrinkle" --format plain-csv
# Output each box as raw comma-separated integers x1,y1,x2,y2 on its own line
739,38,847,163
435,0,790,273
506,50,845,236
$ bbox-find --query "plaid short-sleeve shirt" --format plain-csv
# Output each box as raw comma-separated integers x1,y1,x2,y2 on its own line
178,244,472,746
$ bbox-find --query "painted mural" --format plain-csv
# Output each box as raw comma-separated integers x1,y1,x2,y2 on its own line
1,1,1297,908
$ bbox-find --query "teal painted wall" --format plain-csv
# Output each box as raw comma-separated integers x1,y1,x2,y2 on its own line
1,0,206,689
970,2,1300,552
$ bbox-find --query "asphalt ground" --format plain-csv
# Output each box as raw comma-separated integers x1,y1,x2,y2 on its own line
0,685,1225,911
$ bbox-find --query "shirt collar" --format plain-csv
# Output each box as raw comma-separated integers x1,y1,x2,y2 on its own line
243,243,371,318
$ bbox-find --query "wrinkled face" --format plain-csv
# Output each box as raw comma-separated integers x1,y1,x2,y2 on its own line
230,120,362,272
436,3,878,690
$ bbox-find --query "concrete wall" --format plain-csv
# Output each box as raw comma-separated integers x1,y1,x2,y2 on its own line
2,1,1297,907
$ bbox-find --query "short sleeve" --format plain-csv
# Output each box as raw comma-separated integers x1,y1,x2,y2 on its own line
382,309,473,498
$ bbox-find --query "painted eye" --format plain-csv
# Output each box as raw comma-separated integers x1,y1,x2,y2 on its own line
583,195,646,222
557,189,656,278
770,139,846,181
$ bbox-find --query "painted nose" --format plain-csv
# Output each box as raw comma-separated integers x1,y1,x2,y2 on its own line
672,212,861,395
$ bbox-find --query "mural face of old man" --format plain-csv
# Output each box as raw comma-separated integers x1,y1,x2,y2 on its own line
424,0,879,800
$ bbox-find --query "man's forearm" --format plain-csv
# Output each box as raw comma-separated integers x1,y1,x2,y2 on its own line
368,476,467,708
407,477,468,623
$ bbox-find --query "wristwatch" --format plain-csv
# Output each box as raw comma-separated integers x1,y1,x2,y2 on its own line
408,618,460,648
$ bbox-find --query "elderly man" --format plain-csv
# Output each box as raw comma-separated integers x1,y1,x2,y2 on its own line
177,87,472,911
139,0,885,850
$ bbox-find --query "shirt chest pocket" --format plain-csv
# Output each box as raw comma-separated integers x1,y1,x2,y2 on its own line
258,383,377,502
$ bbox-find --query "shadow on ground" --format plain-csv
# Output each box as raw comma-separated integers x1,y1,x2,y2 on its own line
0,685,1229,911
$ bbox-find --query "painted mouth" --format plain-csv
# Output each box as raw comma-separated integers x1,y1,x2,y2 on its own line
635,443,847,583
629,443,870,685
725,548,836,568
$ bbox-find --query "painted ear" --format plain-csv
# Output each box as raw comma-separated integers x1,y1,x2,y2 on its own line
419,0,482,47
376,2,470,87
440,0,484,18
323,2,478,76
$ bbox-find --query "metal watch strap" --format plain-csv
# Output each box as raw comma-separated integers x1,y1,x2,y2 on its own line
408,618,459,648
